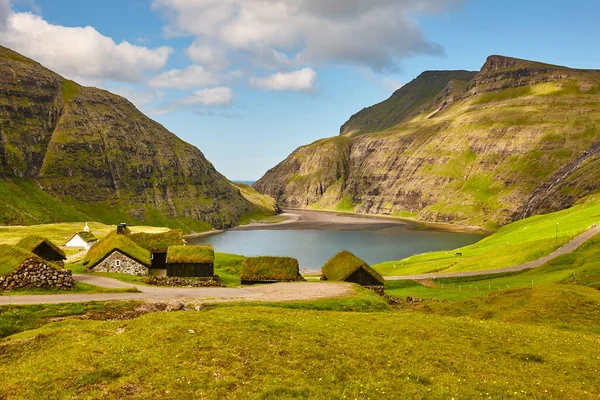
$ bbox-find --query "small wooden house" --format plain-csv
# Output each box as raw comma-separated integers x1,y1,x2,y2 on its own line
166,245,215,277
321,251,384,290
65,231,98,250
16,236,66,265
83,232,151,276
240,256,304,284
129,230,185,269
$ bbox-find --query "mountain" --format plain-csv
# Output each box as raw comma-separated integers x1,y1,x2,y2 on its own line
0,45,275,232
254,55,600,229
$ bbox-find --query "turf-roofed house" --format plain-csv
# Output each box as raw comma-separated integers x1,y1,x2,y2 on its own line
16,236,67,266
0,245,74,291
83,232,151,276
130,230,186,269
166,245,215,277
240,256,305,285
321,251,385,294
65,230,98,250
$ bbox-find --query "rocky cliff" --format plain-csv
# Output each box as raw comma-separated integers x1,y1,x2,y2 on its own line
0,45,274,231
254,55,600,229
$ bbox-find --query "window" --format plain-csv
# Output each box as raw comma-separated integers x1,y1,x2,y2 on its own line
115,260,121,267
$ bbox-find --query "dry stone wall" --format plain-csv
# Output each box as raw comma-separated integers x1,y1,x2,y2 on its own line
0,258,74,290
90,251,148,276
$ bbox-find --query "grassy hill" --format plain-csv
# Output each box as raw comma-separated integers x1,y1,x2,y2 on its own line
255,55,600,228
340,70,477,136
376,195,600,276
0,45,276,232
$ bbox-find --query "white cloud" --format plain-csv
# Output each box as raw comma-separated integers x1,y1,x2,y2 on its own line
153,0,459,71
186,41,230,70
250,68,316,92
382,78,404,93
148,64,219,89
0,11,172,82
182,87,234,106
110,86,165,110
151,86,234,116
0,0,10,29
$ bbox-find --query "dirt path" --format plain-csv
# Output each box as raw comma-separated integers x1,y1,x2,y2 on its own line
385,224,600,281
0,279,354,305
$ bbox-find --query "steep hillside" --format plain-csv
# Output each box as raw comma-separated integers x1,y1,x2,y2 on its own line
0,45,274,231
340,70,477,136
255,55,600,228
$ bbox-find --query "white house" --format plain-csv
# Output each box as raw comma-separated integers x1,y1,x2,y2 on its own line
65,229,98,250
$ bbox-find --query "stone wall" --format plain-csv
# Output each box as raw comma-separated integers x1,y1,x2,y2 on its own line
145,276,224,287
90,251,148,276
0,258,74,290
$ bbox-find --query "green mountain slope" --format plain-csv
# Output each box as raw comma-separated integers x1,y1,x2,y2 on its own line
254,55,600,228
0,45,275,231
340,70,477,136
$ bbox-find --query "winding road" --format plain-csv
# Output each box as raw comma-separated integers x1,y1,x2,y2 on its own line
0,279,354,306
384,224,600,281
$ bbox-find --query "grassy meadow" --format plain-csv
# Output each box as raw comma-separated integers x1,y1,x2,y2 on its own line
1,292,600,399
0,222,169,247
376,196,600,276
385,230,600,301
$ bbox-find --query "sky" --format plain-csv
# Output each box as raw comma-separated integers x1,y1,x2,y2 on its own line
1,0,599,180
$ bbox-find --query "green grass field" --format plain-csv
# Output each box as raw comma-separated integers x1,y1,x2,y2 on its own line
1,298,599,399
0,222,169,247
385,230,600,302
376,196,600,276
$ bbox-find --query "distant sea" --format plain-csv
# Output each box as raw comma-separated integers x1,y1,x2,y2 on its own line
233,180,256,186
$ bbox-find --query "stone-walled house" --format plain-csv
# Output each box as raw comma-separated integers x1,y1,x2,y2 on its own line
321,251,384,294
0,245,74,291
16,235,67,266
129,230,185,269
83,232,151,276
166,245,215,277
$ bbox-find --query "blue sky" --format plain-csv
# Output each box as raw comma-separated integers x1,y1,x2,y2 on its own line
1,0,600,180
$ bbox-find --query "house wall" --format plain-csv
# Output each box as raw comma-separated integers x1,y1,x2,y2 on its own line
346,268,383,287
151,252,168,269
33,243,64,262
91,251,148,276
66,236,95,249
167,263,214,277
66,235,87,248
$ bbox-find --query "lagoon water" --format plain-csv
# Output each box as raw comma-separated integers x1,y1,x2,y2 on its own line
190,229,484,272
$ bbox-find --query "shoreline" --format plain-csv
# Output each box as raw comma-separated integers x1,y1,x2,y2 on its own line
229,208,490,235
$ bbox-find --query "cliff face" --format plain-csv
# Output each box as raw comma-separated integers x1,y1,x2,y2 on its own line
254,56,600,229
0,45,271,231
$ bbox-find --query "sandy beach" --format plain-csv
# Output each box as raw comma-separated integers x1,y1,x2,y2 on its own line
233,209,413,232
233,209,486,233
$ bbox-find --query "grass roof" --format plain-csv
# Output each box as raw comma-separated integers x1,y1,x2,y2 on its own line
16,235,66,259
0,245,59,277
241,256,300,282
74,231,97,243
129,230,185,252
83,232,151,268
321,251,384,284
166,245,214,264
